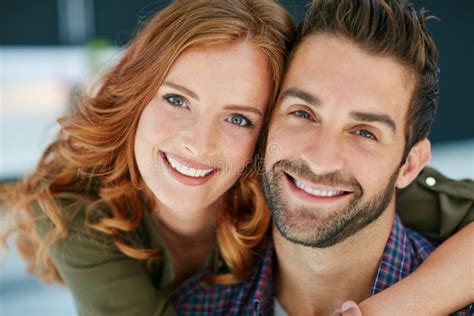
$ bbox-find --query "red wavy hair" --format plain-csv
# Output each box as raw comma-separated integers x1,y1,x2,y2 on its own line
0,0,294,283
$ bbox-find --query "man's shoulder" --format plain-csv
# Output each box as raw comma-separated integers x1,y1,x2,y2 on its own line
372,215,435,294
375,217,473,315
404,225,436,268
392,214,436,271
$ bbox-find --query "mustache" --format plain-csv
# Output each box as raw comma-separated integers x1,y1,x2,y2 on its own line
271,159,363,193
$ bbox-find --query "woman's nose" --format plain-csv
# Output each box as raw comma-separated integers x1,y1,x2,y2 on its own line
180,118,219,158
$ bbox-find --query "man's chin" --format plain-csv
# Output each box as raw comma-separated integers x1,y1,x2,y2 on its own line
283,199,352,219
274,223,346,249
273,210,352,248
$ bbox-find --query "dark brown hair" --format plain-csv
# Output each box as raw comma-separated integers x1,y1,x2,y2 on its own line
296,0,439,161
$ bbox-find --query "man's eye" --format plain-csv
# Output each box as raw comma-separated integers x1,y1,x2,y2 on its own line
228,114,253,128
163,94,188,108
291,110,313,120
356,130,377,140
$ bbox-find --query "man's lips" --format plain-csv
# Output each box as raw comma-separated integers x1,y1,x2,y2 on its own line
284,172,352,199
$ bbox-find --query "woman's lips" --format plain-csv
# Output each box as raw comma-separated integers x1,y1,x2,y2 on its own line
164,152,217,171
160,151,219,186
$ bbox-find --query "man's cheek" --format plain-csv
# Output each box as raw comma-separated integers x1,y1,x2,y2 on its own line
267,129,298,157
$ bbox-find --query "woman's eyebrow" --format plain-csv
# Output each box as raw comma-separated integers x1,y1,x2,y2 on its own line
224,105,263,116
162,81,199,101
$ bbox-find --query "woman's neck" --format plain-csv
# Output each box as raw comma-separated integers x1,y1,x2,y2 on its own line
151,198,221,285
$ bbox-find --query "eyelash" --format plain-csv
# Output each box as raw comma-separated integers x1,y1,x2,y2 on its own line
163,94,253,129
290,110,314,121
163,94,188,109
289,109,378,141
227,114,254,128
355,130,377,141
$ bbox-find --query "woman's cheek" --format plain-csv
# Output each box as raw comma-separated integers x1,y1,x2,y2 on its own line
222,130,258,172
143,106,186,143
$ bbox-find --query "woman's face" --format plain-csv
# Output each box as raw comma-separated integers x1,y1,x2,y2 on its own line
134,40,272,219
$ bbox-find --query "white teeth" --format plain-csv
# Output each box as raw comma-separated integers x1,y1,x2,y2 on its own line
294,179,344,197
165,154,214,178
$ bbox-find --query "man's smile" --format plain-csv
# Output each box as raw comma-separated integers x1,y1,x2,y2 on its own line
283,172,353,204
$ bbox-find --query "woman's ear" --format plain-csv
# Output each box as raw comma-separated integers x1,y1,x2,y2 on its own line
396,138,431,189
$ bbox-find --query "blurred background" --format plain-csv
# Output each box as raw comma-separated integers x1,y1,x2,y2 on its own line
1,0,473,315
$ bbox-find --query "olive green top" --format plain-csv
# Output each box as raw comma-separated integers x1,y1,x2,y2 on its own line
34,197,177,316
34,167,473,316
398,167,474,241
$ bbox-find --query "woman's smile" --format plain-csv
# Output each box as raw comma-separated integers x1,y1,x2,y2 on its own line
160,151,219,186
134,40,271,214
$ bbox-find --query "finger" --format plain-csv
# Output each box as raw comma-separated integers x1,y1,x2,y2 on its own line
331,309,343,316
341,301,362,316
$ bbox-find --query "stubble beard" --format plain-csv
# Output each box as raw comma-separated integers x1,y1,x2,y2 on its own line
262,160,400,248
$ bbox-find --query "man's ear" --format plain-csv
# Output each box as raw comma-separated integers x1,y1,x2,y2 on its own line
396,138,431,189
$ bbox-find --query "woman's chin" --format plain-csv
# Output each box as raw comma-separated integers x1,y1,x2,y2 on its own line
154,195,220,220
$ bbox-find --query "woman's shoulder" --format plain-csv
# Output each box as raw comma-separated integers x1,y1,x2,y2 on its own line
33,192,105,238
32,191,160,260
30,193,176,316
32,192,122,260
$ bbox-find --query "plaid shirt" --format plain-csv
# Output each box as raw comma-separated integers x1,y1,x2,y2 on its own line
171,215,473,315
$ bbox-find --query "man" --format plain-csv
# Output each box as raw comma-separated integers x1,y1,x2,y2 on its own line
171,0,473,314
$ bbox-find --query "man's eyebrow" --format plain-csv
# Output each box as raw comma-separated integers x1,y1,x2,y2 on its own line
351,111,397,134
280,87,321,107
162,81,199,101
224,105,263,116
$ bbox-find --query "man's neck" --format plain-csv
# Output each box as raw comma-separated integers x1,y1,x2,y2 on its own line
274,207,395,316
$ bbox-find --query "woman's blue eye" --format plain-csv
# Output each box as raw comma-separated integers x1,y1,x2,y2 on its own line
357,130,376,140
291,110,313,120
163,95,188,108
228,114,252,127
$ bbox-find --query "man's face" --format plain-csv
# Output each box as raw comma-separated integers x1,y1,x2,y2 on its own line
263,34,415,247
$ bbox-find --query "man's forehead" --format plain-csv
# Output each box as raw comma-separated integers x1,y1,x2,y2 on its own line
282,35,414,109
285,34,416,91
277,35,416,140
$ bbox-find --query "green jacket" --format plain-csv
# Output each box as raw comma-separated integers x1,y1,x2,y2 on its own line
35,197,177,316
398,167,474,242
34,167,473,316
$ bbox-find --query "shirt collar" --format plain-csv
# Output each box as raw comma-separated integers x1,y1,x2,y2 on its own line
371,214,416,295
258,214,421,308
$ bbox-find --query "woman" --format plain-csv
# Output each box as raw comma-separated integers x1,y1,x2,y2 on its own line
1,0,472,315
3,1,293,314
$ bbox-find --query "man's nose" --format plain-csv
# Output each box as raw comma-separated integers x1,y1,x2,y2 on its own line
180,118,219,158
300,128,345,174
